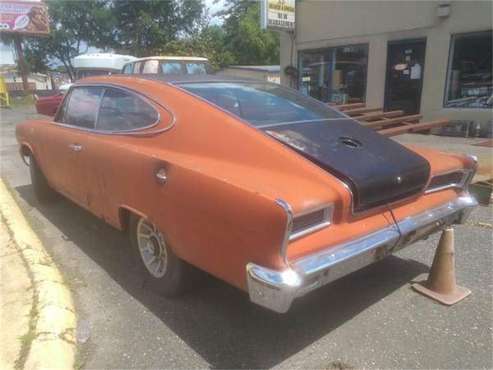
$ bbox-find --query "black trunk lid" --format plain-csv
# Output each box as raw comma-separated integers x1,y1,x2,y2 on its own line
264,119,430,212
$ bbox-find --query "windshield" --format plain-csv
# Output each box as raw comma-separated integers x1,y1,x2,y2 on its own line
179,82,343,127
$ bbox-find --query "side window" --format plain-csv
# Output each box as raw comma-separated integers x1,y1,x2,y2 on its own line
142,60,159,74
133,62,142,74
64,87,103,129
185,63,207,75
97,88,158,131
122,63,133,74
161,62,182,75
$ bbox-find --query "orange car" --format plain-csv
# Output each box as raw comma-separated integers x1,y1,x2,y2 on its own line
16,75,478,313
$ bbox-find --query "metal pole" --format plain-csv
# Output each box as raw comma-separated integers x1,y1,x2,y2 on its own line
13,34,30,93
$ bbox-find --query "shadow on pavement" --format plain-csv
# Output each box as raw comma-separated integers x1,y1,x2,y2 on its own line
16,184,428,369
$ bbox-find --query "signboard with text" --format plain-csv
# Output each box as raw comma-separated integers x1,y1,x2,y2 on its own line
261,0,295,32
0,0,49,35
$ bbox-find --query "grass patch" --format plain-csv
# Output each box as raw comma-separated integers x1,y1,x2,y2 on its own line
10,94,35,108
14,293,38,370
324,360,354,370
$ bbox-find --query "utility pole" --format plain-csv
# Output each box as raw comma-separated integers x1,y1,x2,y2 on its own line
13,34,30,93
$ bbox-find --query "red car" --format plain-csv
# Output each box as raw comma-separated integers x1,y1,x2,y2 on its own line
34,92,64,116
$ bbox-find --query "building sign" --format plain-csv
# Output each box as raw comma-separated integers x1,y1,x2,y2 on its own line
0,0,49,35
261,0,295,31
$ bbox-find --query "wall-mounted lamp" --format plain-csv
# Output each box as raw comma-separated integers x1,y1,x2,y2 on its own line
437,2,451,18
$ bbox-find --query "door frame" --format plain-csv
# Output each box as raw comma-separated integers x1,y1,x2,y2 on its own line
383,37,427,113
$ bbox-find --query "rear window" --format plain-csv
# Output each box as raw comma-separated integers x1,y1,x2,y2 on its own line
179,82,343,127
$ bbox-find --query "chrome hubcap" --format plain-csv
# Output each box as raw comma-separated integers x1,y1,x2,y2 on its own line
136,219,168,278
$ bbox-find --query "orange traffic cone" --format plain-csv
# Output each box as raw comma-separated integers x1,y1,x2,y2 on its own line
412,227,471,305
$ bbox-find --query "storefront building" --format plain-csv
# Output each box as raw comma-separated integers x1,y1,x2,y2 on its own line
279,1,492,125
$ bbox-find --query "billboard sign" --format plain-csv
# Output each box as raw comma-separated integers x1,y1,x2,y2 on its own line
261,0,295,31
0,0,49,35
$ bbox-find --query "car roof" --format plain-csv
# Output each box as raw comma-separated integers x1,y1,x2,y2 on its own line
79,74,259,85
126,56,209,63
136,74,260,84
76,74,269,91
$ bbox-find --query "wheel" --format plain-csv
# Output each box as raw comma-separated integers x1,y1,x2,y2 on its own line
29,154,57,203
129,215,197,296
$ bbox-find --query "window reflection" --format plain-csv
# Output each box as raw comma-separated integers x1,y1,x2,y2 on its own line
299,44,368,104
445,31,492,109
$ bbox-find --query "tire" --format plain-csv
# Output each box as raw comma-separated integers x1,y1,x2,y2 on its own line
129,215,197,296
29,154,57,203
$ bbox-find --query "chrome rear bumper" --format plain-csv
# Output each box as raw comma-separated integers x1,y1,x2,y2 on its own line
246,195,477,313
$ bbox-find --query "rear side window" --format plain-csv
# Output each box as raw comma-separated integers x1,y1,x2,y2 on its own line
142,60,159,74
122,63,133,74
97,88,158,131
64,87,104,128
133,62,142,74
161,62,182,75
185,63,207,75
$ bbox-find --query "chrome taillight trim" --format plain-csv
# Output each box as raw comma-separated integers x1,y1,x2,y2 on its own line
425,158,477,194
289,204,333,241
275,199,334,263
425,169,470,194
275,199,293,265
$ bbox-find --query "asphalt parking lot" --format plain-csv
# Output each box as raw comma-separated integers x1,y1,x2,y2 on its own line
1,106,492,369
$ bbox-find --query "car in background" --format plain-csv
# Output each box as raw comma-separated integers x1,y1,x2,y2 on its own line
121,56,213,76
34,92,64,116
35,53,136,116
19,75,478,313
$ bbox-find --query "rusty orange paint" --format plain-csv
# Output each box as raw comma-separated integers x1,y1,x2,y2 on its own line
16,75,474,291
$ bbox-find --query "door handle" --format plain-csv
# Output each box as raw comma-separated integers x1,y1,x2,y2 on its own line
155,168,167,184
69,143,82,152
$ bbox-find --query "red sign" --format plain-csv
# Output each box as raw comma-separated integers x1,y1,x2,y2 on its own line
0,0,49,35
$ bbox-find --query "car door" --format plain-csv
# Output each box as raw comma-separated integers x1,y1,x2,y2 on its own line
73,86,161,220
38,86,104,205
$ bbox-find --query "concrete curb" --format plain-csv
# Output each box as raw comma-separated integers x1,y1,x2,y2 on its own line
0,179,76,370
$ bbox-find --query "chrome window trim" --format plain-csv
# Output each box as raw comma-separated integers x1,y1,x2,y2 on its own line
256,118,348,129
50,82,176,136
289,204,334,241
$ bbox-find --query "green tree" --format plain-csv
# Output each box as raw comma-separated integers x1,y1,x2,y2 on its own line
110,0,204,57
23,0,114,80
158,25,235,69
220,0,279,65
22,0,205,78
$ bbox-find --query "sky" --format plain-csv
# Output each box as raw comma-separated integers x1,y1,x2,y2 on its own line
0,42,15,65
205,0,226,25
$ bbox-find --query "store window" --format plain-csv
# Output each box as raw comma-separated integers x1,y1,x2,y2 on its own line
299,44,368,104
445,31,492,109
